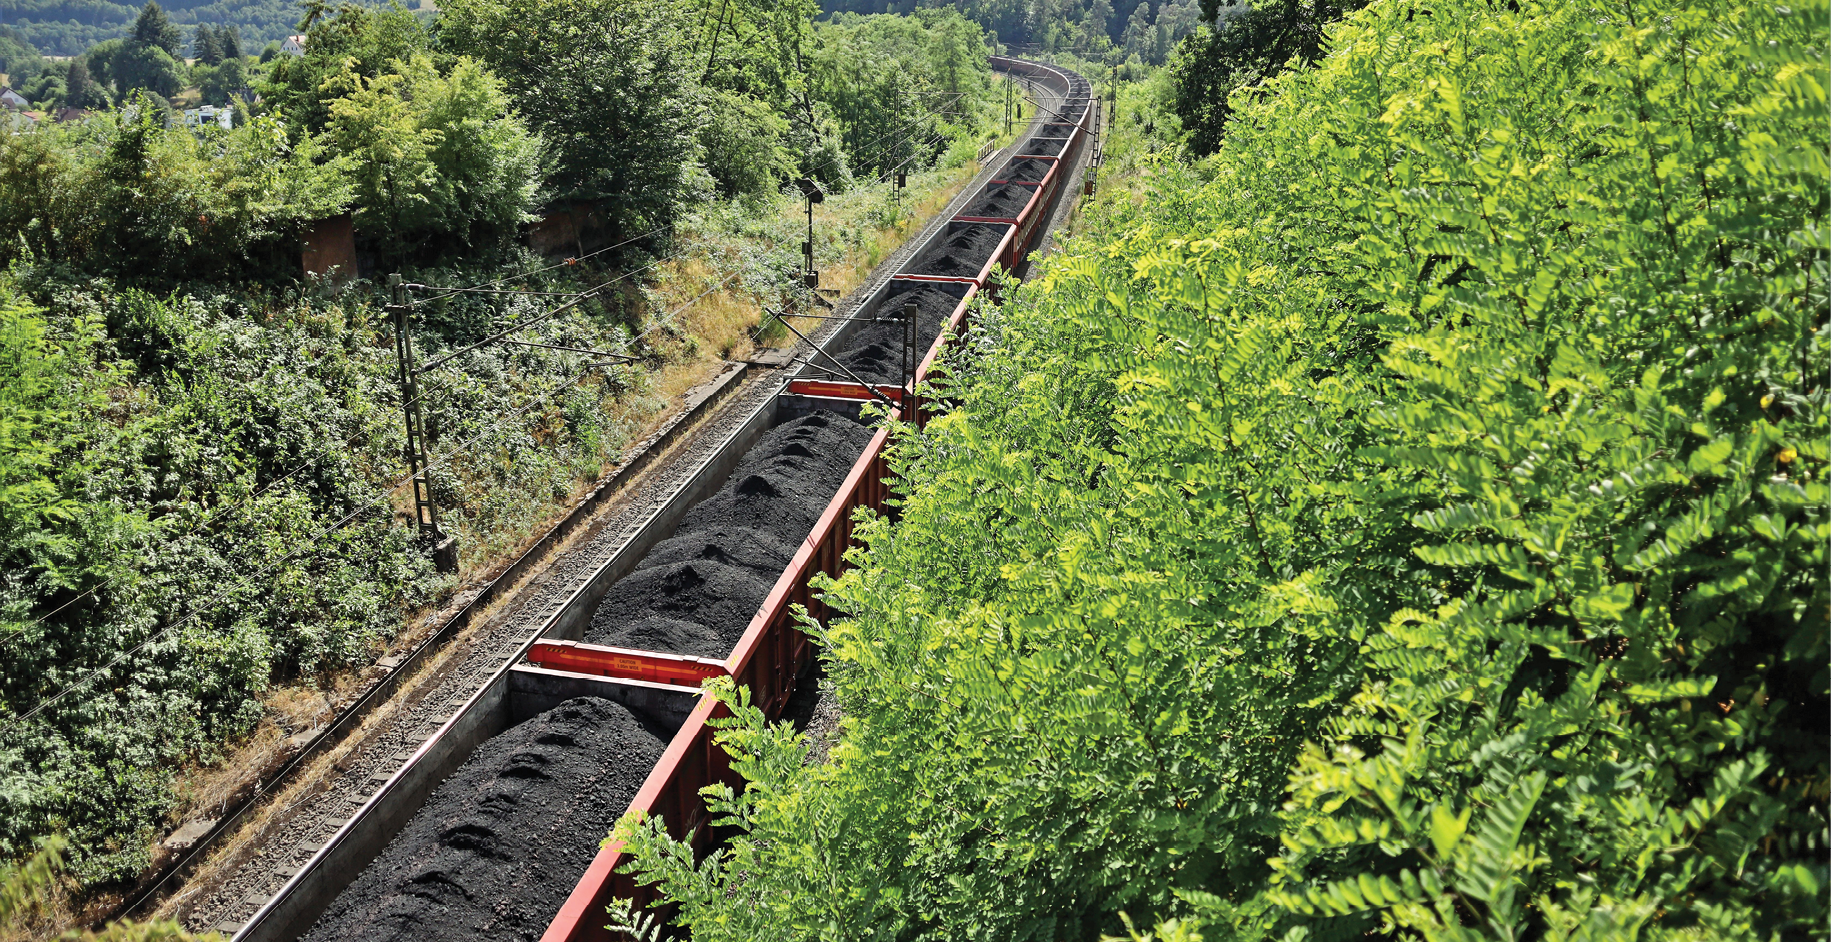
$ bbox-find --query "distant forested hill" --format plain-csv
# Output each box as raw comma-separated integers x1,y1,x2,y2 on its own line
0,0,397,56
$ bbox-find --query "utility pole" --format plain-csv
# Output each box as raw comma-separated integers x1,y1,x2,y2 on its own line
389,274,458,574
890,80,902,220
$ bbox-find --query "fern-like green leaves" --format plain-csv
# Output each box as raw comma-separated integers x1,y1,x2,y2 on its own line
610,0,1827,937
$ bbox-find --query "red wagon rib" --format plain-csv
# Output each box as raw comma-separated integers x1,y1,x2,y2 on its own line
524,640,727,687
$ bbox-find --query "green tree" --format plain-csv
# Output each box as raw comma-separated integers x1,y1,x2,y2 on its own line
192,23,222,65
108,41,184,98
805,11,995,182
219,24,242,60
258,2,439,134
440,0,702,236
1167,0,1362,154
83,39,123,92
698,87,794,199
197,55,245,103
317,54,540,259
1120,3,1150,60
129,1,180,57
63,56,102,108
20,71,64,108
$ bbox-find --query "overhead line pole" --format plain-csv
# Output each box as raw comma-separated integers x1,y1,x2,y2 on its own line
388,274,458,573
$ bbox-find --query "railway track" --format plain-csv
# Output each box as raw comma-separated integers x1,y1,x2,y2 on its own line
167,57,1086,938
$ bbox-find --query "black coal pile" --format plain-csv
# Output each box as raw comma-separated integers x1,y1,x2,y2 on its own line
962,182,1039,220
997,157,1054,184
1041,123,1078,137
1020,137,1070,157
906,223,1009,279
300,698,670,942
585,413,876,658
808,281,961,383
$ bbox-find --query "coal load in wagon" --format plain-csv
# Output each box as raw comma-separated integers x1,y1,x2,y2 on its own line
961,183,1038,221
299,698,669,942
995,157,1053,184
1020,137,1069,157
905,223,1008,279
810,281,962,384
585,413,876,658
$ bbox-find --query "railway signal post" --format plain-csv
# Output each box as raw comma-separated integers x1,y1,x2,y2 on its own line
796,177,825,293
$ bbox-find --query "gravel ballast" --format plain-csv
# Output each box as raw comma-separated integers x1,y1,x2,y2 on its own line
300,698,670,942
906,223,1010,279
586,413,876,657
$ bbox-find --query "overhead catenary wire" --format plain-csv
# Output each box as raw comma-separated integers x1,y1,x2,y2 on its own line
406,221,677,297
763,306,900,410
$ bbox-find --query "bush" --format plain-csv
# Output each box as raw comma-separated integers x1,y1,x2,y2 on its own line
0,100,350,284
613,0,1827,937
318,53,542,261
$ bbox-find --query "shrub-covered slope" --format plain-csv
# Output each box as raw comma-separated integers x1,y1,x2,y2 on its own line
616,0,1827,937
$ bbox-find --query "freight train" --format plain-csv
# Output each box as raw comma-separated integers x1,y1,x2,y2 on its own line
226,57,1093,942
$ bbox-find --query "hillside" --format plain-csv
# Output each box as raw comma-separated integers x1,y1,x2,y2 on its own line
0,0,373,56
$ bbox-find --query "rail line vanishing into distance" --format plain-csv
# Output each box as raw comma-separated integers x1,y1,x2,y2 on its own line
158,56,1096,942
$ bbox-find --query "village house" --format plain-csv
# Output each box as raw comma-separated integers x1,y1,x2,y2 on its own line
181,104,235,130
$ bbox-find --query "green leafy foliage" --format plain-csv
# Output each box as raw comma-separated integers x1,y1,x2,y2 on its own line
0,289,86,560
806,10,999,183
0,101,350,283
317,53,541,260
129,1,179,56
440,0,702,233
1165,0,1363,154
257,2,438,135
616,0,1827,937
191,53,246,103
